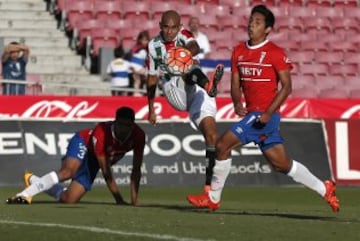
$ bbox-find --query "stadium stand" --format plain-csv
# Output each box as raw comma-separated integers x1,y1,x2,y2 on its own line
2,0,359,98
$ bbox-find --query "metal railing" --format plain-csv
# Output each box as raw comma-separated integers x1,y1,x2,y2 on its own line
0,79,148,96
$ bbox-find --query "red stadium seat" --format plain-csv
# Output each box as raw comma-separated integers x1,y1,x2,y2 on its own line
343,52,360,65
178,4,206,25
332,17,359,37
64,0,94,32
74,18,108,51
207,51,230,60
204,4,231,18
275,40,300,52
314,6,343,19
218,15,247,32
268,31,289,42
329,64,358,76
107,19,135,31
318,88,349,99
333,0,358,8
328,41,357,53
290,32,318,42
300,63,329,76
197,14,220,32
90,28,119,57
343,76,360,89
94,1,122,21
287,6,316,18
301,41,328,53
349,89,360,99
314,51,344,65
276,16,303,35
289,50,314,64
196,0,220,5
230,5,252,19
249,0,276,6
291,75,316,90
306,0,332,7
231,29,248,43
151,1,177,20
315,75,344,91
220,0,249,9
117,27,139,42
276,0,303,7
122,2,151,22
270,6,289,17
214,38,234,52
302,17,332,36
291,87,319,98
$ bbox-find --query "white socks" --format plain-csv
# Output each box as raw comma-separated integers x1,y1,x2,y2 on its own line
28,173,65,200
287,160,326,197
17,171,60,199
209,159,232,203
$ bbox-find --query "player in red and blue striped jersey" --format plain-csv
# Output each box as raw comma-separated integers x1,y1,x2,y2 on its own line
7,107,145,206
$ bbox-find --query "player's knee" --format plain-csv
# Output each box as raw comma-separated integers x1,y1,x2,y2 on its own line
184,67,208,87
58,168,75,181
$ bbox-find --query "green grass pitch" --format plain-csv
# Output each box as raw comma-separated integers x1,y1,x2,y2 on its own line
0,186,359,241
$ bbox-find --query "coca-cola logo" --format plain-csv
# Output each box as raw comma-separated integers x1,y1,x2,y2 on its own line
21,101,98,119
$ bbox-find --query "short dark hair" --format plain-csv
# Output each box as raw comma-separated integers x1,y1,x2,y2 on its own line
251,5,275,28
116,106,135,122
114,45,125,58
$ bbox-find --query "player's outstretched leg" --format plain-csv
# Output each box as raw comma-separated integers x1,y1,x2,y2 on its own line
324,180,340,212
205,64,224,97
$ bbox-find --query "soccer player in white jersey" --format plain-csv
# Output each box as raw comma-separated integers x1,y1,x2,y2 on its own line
146,10,224,194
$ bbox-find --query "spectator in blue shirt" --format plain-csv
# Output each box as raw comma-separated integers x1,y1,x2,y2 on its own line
2,42,30,95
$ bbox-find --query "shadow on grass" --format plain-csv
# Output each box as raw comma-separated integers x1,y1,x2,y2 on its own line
140,203,360,223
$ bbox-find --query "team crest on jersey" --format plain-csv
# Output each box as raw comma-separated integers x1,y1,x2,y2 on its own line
284,56,291,63
259,51,267,64
237,55,244,61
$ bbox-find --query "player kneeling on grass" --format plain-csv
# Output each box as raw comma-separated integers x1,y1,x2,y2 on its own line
187,5,340,213
6,107,145,205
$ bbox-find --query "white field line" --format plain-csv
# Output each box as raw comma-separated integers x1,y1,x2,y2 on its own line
0,220,215,241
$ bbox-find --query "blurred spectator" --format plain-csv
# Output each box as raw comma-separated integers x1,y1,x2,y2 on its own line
188,17,211,60
106,46,145,96
2,42,30,95
129,30,150,96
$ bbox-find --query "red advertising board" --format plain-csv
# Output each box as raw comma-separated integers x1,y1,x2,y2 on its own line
0,96,360,120
0,96,359,185
324,119,360,185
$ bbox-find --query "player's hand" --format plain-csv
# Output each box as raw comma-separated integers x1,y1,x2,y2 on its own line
148,112,157,125
234,103,247,116
253,112,271,129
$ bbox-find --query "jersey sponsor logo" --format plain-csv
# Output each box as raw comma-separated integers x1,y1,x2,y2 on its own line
259,51,266,65
241,66,263,76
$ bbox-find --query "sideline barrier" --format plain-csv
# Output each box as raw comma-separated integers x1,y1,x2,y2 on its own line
0,120,332,187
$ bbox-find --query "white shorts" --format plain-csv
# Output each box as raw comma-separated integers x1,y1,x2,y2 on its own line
163,76,217,128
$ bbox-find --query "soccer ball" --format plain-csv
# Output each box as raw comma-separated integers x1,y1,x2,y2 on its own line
164,47,194,75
